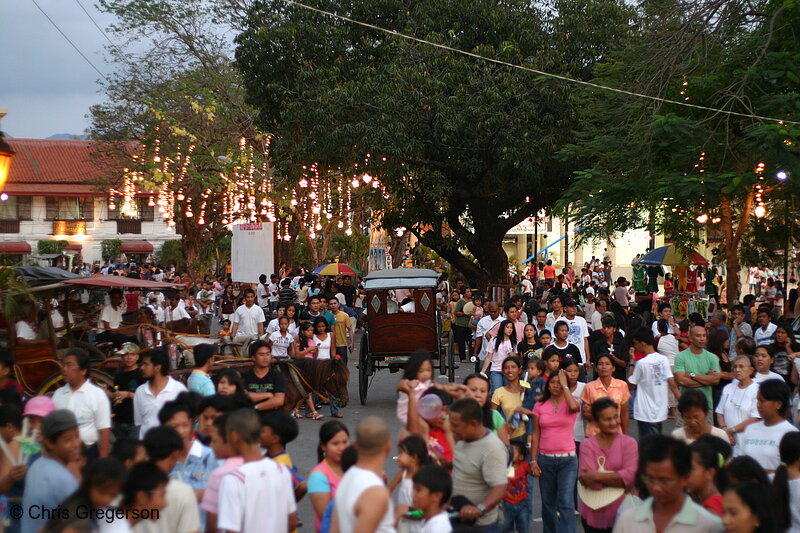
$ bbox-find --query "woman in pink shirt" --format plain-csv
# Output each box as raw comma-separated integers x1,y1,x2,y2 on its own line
577,397,638,533
530,369,580,533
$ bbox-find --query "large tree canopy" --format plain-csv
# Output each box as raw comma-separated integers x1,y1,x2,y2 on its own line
557,0,800,303
235,0,633,284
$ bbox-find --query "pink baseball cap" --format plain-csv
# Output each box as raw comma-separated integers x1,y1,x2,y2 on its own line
23,396,56,418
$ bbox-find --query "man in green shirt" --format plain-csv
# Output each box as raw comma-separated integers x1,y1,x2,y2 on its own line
452,288,473,362
673,325,720,422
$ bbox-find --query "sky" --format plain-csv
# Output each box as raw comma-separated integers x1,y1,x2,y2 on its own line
0,0,117,139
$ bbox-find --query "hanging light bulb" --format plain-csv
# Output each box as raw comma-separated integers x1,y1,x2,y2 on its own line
299,178,308,188
777,171,788,181
198,218,205,225
315,223,322,230
337,221,344,228
351,178,359,188
345,228,353,236
696,214,708,224
148,196,155,207
362,173,373,184
177,192,185,201
310,232,316,239
755,205,766,218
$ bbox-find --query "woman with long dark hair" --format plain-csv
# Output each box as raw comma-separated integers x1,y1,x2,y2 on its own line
530,369,580,533
773,431,800,532
767,322,799,385
308,420,349,532
481,319,518,394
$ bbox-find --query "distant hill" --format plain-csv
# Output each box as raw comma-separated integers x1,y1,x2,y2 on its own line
46,133,90,140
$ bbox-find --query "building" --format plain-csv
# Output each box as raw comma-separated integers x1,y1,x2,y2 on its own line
0,139,180,265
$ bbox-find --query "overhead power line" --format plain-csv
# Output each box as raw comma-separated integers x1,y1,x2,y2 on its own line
72,0,117,48
278,0,800,126
30,0,109,81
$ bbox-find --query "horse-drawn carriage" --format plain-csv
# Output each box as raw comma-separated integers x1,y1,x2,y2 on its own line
358,268,454,404
5,269,249,395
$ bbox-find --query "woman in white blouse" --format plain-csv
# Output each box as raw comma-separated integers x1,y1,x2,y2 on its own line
715,355,760,454
312,317,333,360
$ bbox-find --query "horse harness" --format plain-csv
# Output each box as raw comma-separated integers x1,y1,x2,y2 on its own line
282,360,340,404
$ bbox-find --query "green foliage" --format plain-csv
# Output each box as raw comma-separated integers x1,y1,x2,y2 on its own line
155,240,185,271
293,230,369,272
37,240,68,254
101,239,122,262
557,0,800,253
235,0,634,283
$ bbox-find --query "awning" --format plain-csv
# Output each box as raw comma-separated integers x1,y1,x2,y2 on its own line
0,241,32,254
64,243,82,251
64,276,179,290
120,240,154,253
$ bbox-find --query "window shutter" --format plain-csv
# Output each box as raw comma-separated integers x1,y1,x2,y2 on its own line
79,197,94,221
45,197,59,220
17,197,32,220
140,198,155,221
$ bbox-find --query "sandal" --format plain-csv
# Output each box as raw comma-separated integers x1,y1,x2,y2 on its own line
332,413,344,418
292,409,302,419
307,411,325,420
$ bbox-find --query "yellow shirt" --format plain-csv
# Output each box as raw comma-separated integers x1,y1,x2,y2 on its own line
332,310,350,348
491,385,528,439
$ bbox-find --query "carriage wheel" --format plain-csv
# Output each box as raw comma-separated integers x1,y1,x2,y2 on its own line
70,340,108,363
447,332,455,382
359,333,370,405
438,333,448,376
36,368,116,396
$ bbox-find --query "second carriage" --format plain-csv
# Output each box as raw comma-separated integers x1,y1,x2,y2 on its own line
357,268,454,404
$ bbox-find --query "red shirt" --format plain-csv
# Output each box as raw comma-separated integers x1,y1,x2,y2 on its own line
543,265,556,280
504,461,529,504
702,494,723,517
428,427,453,465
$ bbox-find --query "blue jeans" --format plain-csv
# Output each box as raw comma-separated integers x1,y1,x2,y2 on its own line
489,371,506,396
537,454,577,533
637,420,663,437
502,499,531,533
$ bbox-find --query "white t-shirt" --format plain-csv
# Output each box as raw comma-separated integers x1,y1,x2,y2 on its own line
98,304,124,329
267,282,280,303
268,331,294,358
98,516,131,533
555,315,589,364
233,304,265,336
520,279,534,295
265,318,280,336
475,315,503,360
52,380,112,446
629,352,674,423
420,512,452,533
754,371,784,383
715,380,759,454
754,323,778,347
655,334,679,368
788,478,800,533
313,334,332,360
134,377,188,438
134,479,200,533
651,321,675,338
335,467,395,533
164,305,191,323
572,381,587,442
217,457,297,533
739,420,799,471
256,284,270,307
397,472,413,508
15,321,36,340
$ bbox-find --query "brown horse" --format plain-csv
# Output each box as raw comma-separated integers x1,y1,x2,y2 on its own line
277,357,350,413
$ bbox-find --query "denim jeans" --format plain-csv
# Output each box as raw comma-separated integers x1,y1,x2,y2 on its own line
502,499,531,533
637,420,663,437
489,371,506,396
537,454,577,533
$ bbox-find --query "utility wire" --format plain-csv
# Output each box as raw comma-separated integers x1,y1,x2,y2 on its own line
73,0,117,48
278,0,800,126
30,0,109,81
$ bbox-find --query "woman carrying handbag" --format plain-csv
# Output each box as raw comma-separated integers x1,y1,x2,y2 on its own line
577,397,639,533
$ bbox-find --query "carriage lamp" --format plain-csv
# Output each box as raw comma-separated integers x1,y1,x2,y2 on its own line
0,136,15,195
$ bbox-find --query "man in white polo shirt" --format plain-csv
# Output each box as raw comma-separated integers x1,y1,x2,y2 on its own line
52,348,112,459
231,288,265,357
134,348,187,438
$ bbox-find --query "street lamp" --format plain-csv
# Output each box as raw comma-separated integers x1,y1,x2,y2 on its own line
0,136,14,194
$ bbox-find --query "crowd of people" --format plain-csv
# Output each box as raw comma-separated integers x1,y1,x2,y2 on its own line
3,259,800,533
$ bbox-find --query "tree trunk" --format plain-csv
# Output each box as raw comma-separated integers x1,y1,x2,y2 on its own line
182,233,202,279
390,232,411,268
304,233,320,267
720,192,754,305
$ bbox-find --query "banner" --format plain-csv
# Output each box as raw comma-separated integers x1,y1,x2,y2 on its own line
231,222,274,283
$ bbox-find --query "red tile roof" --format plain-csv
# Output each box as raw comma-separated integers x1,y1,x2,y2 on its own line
4,139,123,193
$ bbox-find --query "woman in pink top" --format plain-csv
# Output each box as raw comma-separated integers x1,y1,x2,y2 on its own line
308,420,349,532
578,397,638,533
530,369,580,533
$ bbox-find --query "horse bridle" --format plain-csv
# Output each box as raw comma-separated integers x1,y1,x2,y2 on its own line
319,366,347,407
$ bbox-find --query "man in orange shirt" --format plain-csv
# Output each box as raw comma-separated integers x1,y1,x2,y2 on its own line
542,259,556,286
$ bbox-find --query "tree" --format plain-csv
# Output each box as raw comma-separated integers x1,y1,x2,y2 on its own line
558,0,800,304
235,0,634,285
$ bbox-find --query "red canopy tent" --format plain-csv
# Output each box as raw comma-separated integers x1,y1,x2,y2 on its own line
63,276,179,290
